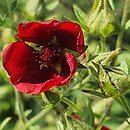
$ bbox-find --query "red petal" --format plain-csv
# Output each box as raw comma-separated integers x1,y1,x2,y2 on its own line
14,53,77,94
2,41,36,84
53,21,85,54
17,21,85,54
58,53,77,85
17,21,57,44
101,126,111,130
15,77,62,94
2,41,62,94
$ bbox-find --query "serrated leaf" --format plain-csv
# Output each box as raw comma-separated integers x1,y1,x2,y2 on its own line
125,19,130,30
104,65,127,75
102,49,120,66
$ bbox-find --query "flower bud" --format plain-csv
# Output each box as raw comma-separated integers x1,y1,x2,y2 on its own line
99,64,130,97
87,0,119,37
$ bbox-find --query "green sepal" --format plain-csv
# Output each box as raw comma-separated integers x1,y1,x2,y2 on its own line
77,62,87,69
87,0,120,37
101,81,119,97
100,23,115,37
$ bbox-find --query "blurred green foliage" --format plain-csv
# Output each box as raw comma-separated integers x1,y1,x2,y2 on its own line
0,0,130,130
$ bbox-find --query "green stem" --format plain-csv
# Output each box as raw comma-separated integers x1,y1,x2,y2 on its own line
24,105,53,129
15,90,27,124
116,0,130,48
118,95,130,117
61,97,79,112
41,92,50,104
100,37,106,52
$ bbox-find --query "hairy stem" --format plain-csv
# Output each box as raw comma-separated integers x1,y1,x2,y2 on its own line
15,90,27,124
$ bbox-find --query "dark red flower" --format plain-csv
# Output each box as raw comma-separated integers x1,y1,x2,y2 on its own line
101,126,111,130
2,20,85,94
95,124,111,130
72,114,81,121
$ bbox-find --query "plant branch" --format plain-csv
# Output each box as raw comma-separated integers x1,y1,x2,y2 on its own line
118,95,130,117
15,90,27,124
24,105,53,129
96,98,112,130
61,97,79,112
100,37,106,52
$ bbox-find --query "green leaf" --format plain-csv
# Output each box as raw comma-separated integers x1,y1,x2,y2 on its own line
85,102,95,129
0,14,6,23
92,0,100,11
46,0,59,10
10,0,17,10
73,5,89,33
62,97,79,113
101,49,120,66
0,117,11,130
73,5,87,23
65,16,89,32
109,0,115,10
104,65,127,75
81,89,105,98
102,81,119,97
125,19,130,30
119,60,128,74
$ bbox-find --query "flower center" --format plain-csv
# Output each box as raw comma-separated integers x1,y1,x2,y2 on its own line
38,45,62,69
36,37,63,69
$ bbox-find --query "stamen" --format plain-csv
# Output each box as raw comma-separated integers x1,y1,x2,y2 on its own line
35,36,63,69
